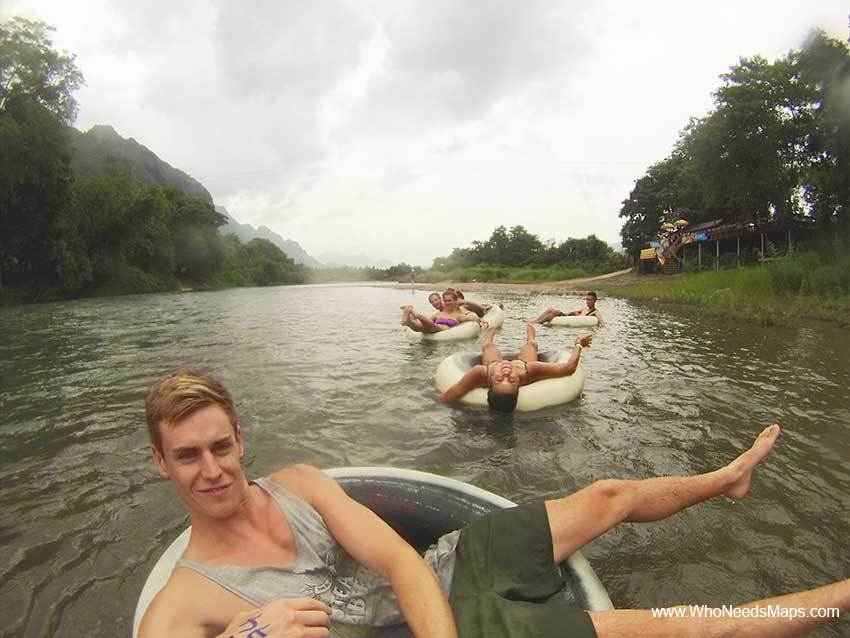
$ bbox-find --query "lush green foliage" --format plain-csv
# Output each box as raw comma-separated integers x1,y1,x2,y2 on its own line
0,18,84,124
419,265,588,284
430,225,628,276
0,18,308,301
620,30,850,258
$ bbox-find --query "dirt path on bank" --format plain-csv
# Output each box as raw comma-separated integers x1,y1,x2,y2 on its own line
402,268,638,297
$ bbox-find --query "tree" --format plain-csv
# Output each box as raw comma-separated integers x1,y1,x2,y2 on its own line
0,18,84,124
797,30,850,238
0,98,75,288
618,156,684,259
505,225,543,266
0,18,83,293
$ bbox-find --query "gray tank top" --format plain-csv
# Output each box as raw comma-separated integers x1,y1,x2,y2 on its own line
175,478,460,636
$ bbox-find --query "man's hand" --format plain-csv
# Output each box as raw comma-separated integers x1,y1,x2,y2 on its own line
218,598,332,638
575,333,592,348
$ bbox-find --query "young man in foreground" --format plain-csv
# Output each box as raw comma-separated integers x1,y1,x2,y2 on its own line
139,371,849,637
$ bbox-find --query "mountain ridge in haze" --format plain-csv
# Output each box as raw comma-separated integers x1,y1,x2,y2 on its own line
216,206,321,267
69,124,320,266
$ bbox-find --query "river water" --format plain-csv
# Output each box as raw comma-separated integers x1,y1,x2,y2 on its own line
1,284,848,636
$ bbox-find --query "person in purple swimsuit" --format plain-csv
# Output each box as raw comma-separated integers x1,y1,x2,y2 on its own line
401,288,485,334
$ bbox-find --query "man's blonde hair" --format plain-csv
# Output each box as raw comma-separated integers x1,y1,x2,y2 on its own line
145,370,237,450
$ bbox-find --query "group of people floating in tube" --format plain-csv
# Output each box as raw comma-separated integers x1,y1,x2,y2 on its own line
401,288,605,413
134,287,850,638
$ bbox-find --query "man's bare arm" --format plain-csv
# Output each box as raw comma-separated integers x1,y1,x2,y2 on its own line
279,465,458,638
138,578,217,638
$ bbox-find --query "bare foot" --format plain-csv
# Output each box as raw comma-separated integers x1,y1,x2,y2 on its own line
400,305,413,326
724,424,781,500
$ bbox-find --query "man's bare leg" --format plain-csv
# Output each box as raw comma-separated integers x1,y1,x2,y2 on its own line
589,579,850,638
528,306,563,324
546,425,782,563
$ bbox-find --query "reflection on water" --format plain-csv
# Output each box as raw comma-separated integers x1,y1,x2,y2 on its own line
1,285,848,636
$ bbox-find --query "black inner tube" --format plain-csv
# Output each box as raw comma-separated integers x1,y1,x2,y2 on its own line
335,475,589,609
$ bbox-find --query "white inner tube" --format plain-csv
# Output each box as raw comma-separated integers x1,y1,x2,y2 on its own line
406,305,505,342
549,315,598,328
132,467,612,637
434,350,585,411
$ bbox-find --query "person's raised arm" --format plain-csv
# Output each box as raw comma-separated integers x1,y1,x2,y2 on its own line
459,300,487,316
278,465,457,638
528,334,592,380
437,365,487,402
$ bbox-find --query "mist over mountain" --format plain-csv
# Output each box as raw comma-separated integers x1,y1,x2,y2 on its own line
315,253,394,268
216,207,320,267
69,124,320,266
69,125,213,202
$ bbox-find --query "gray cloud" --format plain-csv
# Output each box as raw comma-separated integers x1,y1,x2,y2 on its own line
6,0,848,265
382,0,595,117
212,0,373,100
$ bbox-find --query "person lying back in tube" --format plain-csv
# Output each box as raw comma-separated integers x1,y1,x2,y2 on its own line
529,291,605,327
437,323,591,413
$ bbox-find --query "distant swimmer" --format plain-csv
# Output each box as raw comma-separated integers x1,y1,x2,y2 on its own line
401,288,485,334
529,291,605,327
438,323,592,413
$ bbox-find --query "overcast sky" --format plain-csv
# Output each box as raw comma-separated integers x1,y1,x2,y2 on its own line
4,1,848,266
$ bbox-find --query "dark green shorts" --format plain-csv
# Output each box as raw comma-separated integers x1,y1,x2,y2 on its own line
449,502,597,638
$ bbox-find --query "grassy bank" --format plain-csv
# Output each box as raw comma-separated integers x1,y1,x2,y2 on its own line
600,253,850,327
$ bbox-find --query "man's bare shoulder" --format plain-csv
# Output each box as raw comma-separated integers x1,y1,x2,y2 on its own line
267,464,328,503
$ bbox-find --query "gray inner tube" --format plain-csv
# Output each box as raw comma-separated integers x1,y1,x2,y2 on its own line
328,469,610,610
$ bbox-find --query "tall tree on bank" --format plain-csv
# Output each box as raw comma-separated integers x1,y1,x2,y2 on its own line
798,30,850,240
619,29,850,257
0,18,83,123
0,18,84,291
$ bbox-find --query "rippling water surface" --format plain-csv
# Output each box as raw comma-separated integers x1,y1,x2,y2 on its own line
1,284,848,636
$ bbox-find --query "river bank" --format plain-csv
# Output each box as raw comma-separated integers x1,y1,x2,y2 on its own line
415,266,850,329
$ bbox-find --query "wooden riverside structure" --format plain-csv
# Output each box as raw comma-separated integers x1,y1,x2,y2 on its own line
638,216,801,274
